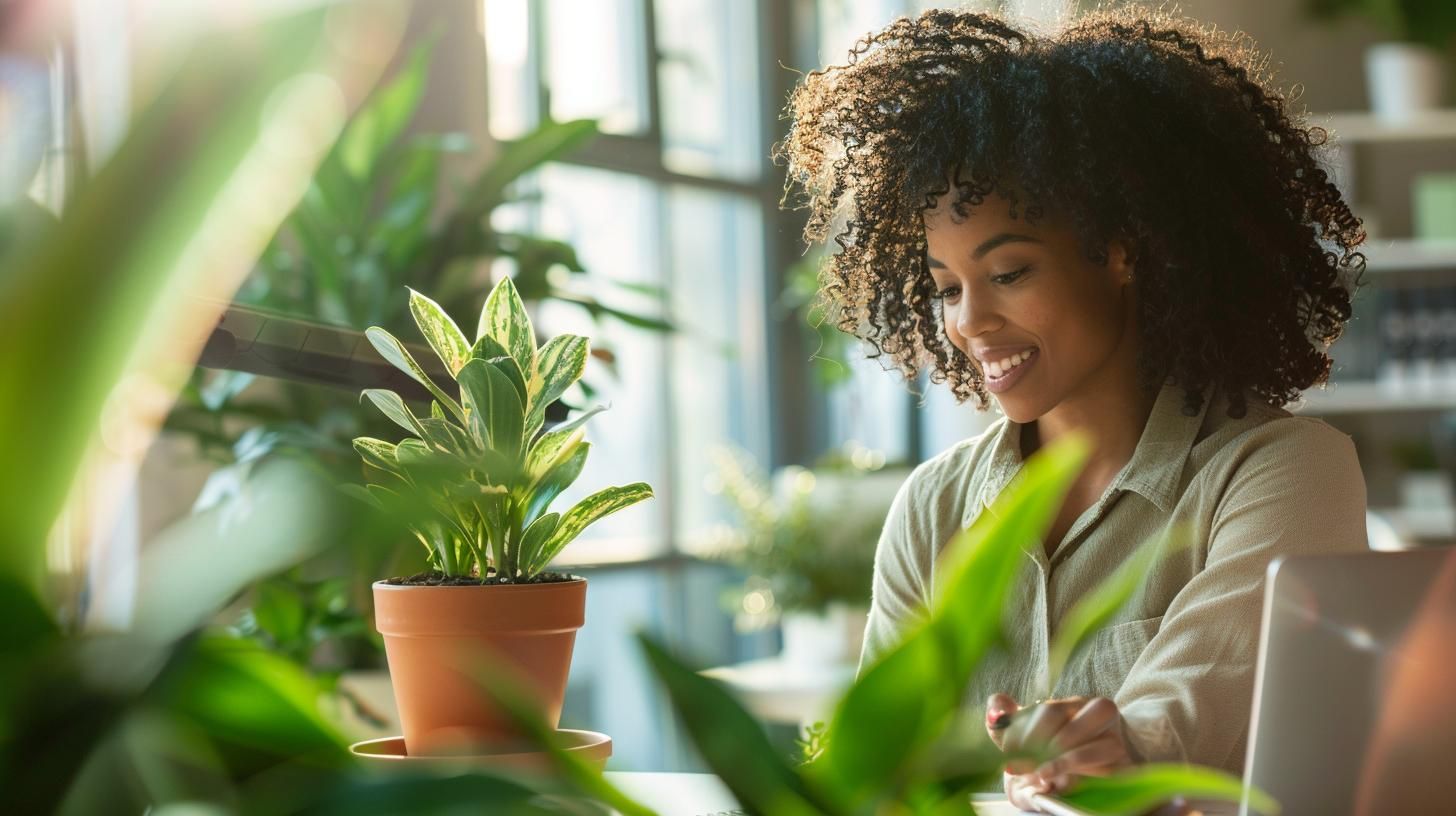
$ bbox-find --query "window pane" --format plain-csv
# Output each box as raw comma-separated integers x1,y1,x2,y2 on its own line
666,186,769,546
815,0,1001,65
544,0,649,135
533,164,667,549
827,353,913,465
484,0,534,139
655,0,762,180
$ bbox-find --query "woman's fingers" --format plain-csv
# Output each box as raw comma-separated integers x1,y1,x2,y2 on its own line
984,692,1021,750
1050,696,1119,753
1035,731,1127,781
1003,770,1049,811
1002,697,1084,772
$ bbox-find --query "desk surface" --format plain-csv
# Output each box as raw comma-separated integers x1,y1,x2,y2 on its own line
601,772,1043,815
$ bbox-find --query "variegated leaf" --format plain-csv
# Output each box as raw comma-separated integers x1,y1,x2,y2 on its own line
531,482,653,572
408,287,472,375
361,389,423,436
352,437,399,474
523,442,589,527
526,405,606,474
365,326,465,422
477,276,535,376
417,416,476,458
518,512,561,578
528,428,584,483
527,334,587,432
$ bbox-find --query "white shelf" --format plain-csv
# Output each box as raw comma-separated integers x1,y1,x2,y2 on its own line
1292,381,1456,415
1317,109,1456,143
1359,238,1456,272
1373,506,1456,541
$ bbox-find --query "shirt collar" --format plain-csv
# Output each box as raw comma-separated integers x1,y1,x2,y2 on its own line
977,378,1214,515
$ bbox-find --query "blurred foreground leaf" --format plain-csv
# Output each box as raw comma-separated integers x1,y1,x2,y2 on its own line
1060,764,1279,816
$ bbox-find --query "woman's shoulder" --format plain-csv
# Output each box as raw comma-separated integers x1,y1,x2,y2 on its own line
1196,389,1361,471
1191,387,1367,508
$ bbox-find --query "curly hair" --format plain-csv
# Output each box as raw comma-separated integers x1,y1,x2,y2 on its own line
774,3,1367,419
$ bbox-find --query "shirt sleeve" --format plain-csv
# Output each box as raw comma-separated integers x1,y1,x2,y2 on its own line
857,469,935,677
1113,419,1369,773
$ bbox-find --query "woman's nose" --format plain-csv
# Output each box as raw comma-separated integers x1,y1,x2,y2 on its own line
957,295,998,338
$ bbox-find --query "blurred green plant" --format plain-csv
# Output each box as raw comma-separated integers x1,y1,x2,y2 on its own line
1303,0,1456,52
778,248,855,389
507,431,1277,815
348,279,654,581
0,4,605,812
706,442,904,626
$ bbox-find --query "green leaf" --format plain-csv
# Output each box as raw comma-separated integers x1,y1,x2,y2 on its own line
338,40,432,180
523,442,588,526
529,334,588,432
351,438,399,474
1059,764,1279,816
1047,521,1194,689
416,417,476,458
636,634,828,816
457,358,525,460
408,288,472,376
489,355,529,412
469,332,512,362
364,326,465,423
164,635,349,771
458,118,599,218
337,483,381,510
517,512,561,575
252,581,306,644
527,428,585,482
531,483,653,573
810,430,1092,806
526,405,606,471
361,389,423,436
477,276,536,376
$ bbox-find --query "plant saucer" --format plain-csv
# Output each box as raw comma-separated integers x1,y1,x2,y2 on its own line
349,729,612,773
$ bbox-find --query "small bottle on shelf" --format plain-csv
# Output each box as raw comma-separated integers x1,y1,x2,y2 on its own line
1440,288,1456,392
1410,287,1440,395
1379,289,1412,393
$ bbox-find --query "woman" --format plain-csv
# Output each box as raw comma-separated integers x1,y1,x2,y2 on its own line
776,5,1370,809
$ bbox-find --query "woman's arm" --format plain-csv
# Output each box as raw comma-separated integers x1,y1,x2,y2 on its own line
857,468,936,677
1113,419,1368,770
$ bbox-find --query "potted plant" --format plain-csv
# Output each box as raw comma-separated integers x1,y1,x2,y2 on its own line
349,277,653,757
1304,0,1455,121
708,443,909,666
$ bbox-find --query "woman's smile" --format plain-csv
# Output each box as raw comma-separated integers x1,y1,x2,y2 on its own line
982,347,1038,394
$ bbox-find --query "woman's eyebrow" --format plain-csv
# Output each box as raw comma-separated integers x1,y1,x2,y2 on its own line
925,233,1042,269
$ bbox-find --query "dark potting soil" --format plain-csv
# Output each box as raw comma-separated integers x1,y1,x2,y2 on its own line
384,570,580,587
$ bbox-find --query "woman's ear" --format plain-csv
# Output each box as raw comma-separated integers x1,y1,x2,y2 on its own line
1107,234,1140,285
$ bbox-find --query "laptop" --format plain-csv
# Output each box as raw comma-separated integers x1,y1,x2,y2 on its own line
1241,546,1456,815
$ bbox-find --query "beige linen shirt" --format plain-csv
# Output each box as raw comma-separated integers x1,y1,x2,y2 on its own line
858,378,1369,774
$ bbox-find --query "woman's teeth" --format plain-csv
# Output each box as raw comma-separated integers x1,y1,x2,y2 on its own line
986,350,1033,379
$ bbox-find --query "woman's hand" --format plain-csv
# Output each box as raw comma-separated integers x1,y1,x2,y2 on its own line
985,693,1134,809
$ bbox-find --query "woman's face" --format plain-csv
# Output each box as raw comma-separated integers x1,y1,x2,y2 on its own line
923,189,1139,424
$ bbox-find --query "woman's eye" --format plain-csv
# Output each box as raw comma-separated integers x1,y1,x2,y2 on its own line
935,285,961,301
993,266,1030,285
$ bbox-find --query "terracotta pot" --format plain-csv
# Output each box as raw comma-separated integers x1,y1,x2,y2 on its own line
373,577,586,756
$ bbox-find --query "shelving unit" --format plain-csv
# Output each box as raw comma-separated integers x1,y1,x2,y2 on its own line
1293,381,1456,415
1289,109,1456,419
